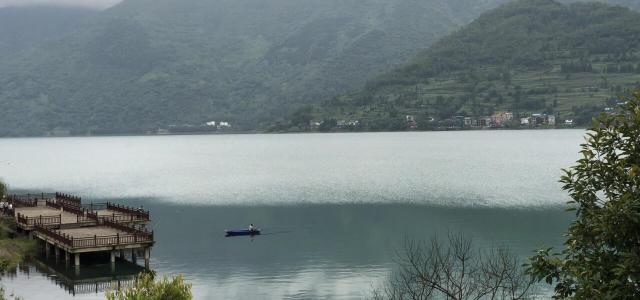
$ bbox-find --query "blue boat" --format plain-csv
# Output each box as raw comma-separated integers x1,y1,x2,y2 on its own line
225,229,261,237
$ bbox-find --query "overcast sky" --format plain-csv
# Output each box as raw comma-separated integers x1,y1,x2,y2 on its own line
0,0,122,9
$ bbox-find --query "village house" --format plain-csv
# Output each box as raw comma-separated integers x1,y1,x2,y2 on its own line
463,117,473,127
523,114,556,127
336,120,359,129
205,121,231,129
406,115,417,129
491,111,514,126
309,120,323,130
547,115,556,126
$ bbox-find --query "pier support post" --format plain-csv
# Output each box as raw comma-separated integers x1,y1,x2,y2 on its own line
54,246,60,262
119,250,124,258
131,249,137,264
144,247,150,269
74,253,80,267
65,251,70,264
110,250,116,264
45,242,50,259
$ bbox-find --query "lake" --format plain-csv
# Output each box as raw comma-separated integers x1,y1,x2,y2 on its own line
0,131,583,299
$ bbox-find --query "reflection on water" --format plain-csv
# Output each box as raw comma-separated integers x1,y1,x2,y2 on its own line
32,258,144,296
141,203,570,299
1,203,571,299
3,258,144,299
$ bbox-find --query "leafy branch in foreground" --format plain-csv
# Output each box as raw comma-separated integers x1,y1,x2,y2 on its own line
106,271,192,300
527,90,640,299
374,233,534,300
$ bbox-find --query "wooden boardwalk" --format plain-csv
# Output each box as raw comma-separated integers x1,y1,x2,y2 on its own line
8,193,154,268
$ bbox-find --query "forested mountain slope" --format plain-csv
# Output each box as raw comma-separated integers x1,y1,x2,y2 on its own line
1,0,638,136
314,0,640,131
0,0,514,136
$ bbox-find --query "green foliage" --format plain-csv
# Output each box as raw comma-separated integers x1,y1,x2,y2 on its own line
0,0,512,136
106,272,192,300
0,218,37,273
527,90,640,299
290,106,314,128
320,0,640,128
0,180,5,200
1,0,639,135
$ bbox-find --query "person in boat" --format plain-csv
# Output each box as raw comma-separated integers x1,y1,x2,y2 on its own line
249,224,256,232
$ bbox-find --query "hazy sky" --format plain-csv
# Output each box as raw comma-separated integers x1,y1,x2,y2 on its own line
0,0,122,9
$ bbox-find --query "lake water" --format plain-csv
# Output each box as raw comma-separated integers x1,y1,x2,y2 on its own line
0,131,583,299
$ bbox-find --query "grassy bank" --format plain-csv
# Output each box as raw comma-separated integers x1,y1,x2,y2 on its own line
0,217,37,271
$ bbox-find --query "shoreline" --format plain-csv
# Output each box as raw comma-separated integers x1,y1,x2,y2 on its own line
0,126,586,139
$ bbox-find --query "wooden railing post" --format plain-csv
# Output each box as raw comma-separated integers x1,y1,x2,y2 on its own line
94,235,97,246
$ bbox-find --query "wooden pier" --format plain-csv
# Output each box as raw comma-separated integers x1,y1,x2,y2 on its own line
7,193,154,268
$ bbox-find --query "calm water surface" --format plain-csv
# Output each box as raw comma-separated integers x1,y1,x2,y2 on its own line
0,131,582,299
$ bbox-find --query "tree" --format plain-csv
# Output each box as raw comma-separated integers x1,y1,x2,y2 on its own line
106,272,192,300
290,106,314,128
527,90,640,299
374,233,534,300
318,119,337,132
0,180,5,200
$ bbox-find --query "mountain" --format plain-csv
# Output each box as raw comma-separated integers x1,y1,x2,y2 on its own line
312,0,640,131
0,0,518,136
0,6,96,60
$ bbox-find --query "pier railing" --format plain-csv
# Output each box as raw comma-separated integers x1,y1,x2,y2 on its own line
102,219,153,238
34,223,153,249
55,192,81,208
8,194,38,207
81,202,108,211
45,199,99,223
71,279,135,295
97,213,145,223
45,198,62,209
16,213,62,227
106,202,150,220
34,224,72,246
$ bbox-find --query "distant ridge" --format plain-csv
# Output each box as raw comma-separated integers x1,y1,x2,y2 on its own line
312,0,640,131
0,0,639,136
0,0,513,136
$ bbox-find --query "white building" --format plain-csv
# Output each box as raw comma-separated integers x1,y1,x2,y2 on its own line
547,115,556,126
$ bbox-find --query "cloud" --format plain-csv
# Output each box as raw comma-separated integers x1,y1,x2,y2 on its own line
0,0,122,10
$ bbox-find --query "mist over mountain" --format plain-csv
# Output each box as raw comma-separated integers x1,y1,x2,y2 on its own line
0,6,95,59
0,0,120,10
0,0,639,136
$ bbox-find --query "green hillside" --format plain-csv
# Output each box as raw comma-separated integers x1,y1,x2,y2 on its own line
308,0,640,131
0,0,518,136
